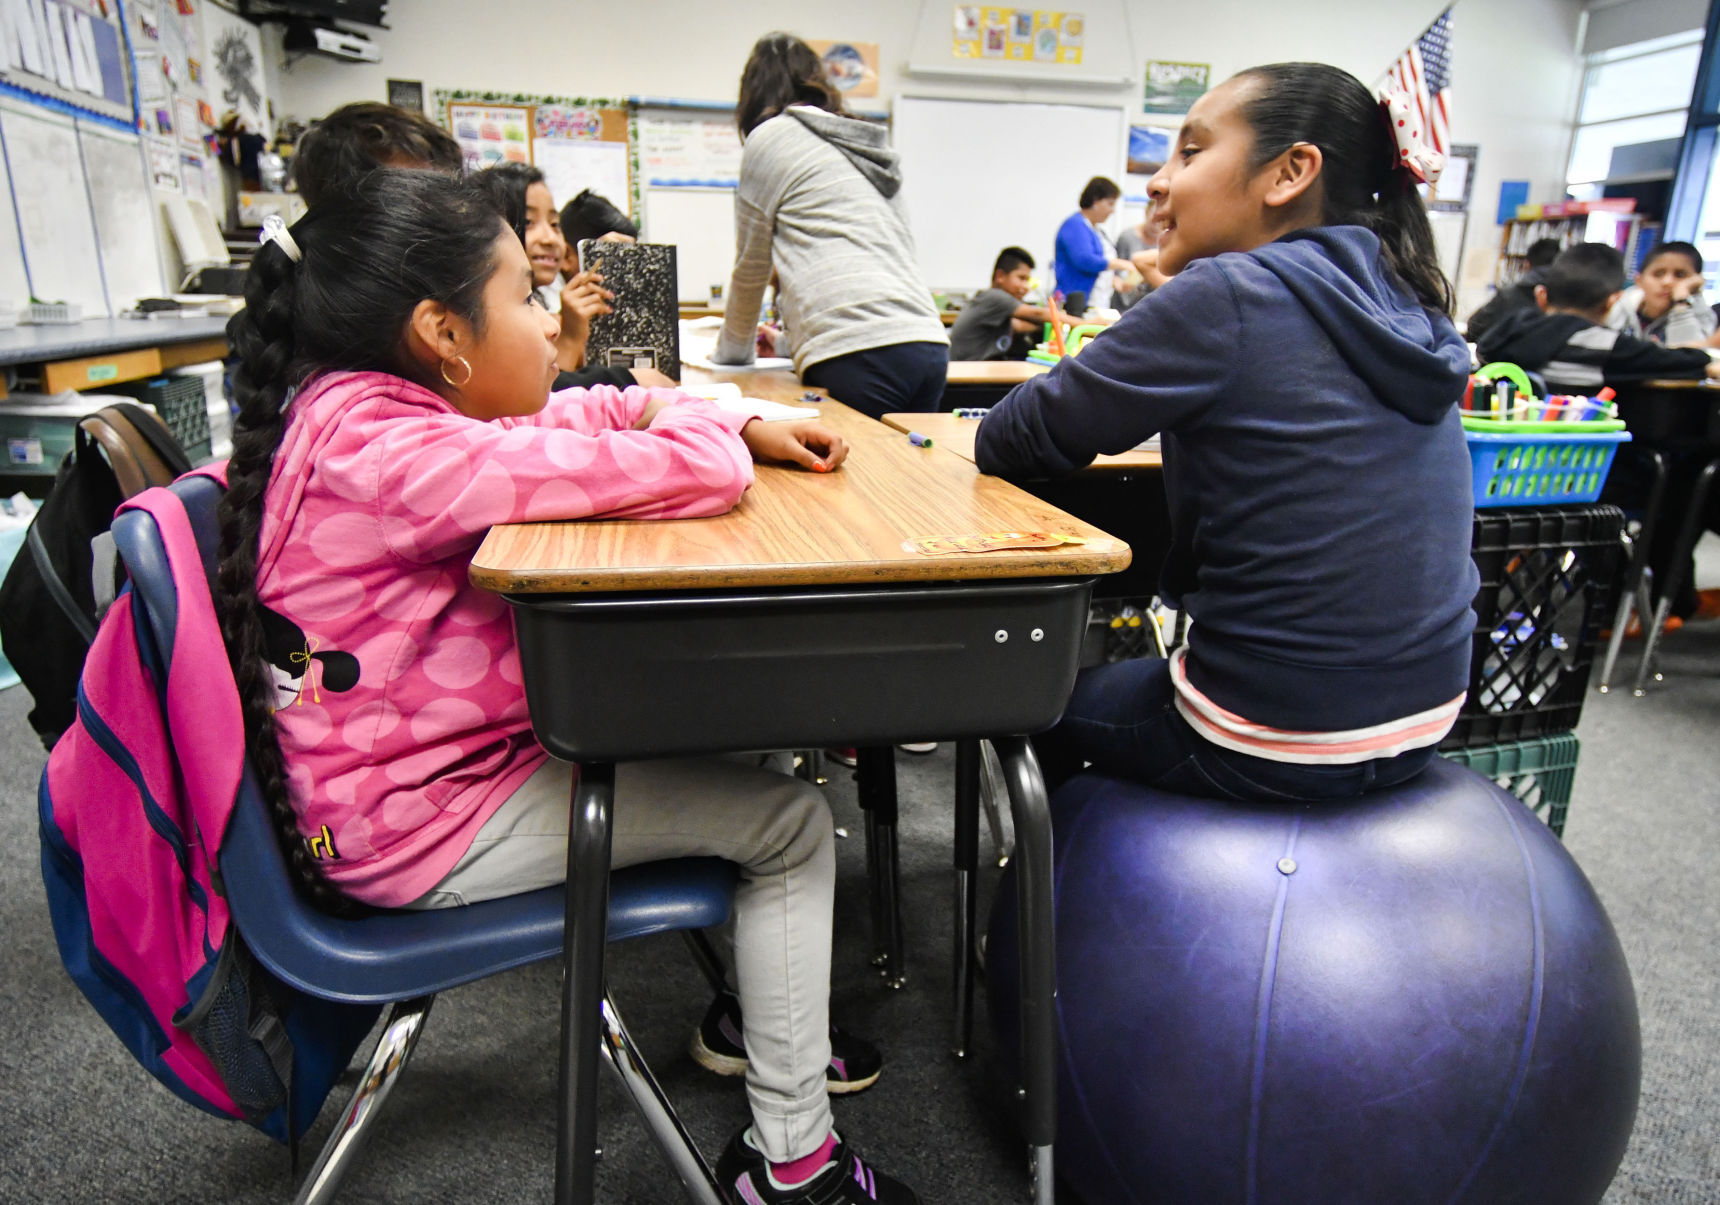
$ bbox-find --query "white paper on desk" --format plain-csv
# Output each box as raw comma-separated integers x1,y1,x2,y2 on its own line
677,382,818,422
678,320,793,372
1132,435,1162,452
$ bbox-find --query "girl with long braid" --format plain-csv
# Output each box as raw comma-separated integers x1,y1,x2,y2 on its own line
218,168,919,1204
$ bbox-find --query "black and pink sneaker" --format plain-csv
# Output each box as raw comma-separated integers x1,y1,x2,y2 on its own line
716,1127,920,1205
690,991,883,1094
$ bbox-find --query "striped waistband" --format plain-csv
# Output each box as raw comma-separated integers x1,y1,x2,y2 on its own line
1169,645,1465,765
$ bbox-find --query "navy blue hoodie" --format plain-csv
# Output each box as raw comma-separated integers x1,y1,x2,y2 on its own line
976,226,1478,732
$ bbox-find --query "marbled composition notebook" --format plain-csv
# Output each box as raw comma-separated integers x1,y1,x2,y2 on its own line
578,240,681,382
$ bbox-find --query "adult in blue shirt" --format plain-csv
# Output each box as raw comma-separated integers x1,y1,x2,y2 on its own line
1054,176,1134,310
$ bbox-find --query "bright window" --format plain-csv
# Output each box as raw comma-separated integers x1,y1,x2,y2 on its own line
1567,31,1703,188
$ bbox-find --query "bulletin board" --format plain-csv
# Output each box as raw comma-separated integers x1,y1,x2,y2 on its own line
0,0,135,128
436,89,636,220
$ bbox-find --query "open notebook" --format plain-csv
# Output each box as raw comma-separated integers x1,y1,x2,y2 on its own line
676,381,818,422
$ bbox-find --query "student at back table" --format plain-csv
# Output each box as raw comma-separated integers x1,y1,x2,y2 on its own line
949,247,1060,361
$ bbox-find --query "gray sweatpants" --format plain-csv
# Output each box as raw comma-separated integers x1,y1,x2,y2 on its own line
412,755,836,1163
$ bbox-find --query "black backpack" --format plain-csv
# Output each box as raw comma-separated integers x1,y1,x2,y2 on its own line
0,402,191,750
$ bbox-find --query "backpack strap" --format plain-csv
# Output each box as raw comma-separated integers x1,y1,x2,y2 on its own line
80,403,193,497
27,524,97,644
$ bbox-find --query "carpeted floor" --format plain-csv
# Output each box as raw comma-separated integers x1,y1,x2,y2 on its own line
1,550,1715,1204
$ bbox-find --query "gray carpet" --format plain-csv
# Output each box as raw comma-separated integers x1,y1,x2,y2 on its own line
2,550,1716,1204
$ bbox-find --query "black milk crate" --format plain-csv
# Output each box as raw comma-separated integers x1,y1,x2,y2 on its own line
1442,505,1624,750
117,375,211,463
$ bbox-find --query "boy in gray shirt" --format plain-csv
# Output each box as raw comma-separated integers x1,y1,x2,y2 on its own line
950,247,1056,360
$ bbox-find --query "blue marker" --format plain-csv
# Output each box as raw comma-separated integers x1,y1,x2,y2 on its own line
908,431,934,447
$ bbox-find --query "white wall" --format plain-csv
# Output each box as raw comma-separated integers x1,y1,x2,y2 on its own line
263,0,1587,313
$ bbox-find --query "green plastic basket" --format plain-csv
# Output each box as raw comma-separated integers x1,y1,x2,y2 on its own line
1443,732,1580,837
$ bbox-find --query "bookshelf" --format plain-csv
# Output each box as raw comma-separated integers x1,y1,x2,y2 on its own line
1496,211,1645,287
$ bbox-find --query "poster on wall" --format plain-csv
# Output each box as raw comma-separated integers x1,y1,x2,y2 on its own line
1124,125,1170,203
534,104,603,141
637,111,744,188
1142,61,1209,115
387,78,425,113
200,1,270,137
447,103,532,171
534,141,630,218
953,8,1083,64
147,137,181,192
0,0,135,124
806,40,878,99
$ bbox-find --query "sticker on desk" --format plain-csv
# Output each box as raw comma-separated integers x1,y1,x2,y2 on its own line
8,438,44,466
903,531,1087,555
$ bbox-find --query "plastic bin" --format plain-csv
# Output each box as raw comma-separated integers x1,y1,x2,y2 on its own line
1443,732,1580,837
118,375,211,463
1467,429,1631,507
1443,505,1624,750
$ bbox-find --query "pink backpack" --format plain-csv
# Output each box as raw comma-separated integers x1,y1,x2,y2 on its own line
38,471,377,1147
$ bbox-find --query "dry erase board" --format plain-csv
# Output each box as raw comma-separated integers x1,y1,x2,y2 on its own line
0,124,28,304
80,124,164,312
0,102,106,314
891,95,1126,292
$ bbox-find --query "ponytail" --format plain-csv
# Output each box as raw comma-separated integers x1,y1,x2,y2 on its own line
213,170,506,908
1235,62,1454,316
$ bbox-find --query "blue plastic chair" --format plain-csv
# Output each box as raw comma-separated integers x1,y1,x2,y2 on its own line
112,476,737,1204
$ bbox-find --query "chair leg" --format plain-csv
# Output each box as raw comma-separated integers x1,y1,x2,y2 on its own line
990,737,1058,1205
681,928,731,998
557,761,616,1205
952,740,981,1059
1599,450,1667,694
599,989,724,1205
293,995,435,1205
979,739,1013,866
1636,458,1720,695
856,746,905,988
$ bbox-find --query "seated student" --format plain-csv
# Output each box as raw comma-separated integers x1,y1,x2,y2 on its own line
1113,207,1171,310
289,101,461,206
978,63,1479,803
226,169,914,1205
1464,236,1561,344
472,164,674,390
1475,242,1719,390
949,247,1058,361
558,188,639,280
1607,240,1718,346
1480,241,1720,630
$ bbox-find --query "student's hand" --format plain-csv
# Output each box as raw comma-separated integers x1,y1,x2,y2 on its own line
741,419,849,472
756,324,780,356
1673,276,1704,303
1109,258,1133,274
559,270,613,337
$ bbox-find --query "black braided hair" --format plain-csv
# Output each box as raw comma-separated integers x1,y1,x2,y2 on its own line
217,169,505,908
1232,62,1455,317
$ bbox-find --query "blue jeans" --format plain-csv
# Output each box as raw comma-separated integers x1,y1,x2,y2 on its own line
1033,657,1439,804
802,341,950,421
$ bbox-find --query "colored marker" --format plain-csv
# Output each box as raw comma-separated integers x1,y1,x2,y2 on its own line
908,431,934,447
801,391,822,402
954,407,990,419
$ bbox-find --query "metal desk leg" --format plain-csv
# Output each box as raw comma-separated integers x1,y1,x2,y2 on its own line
1600,450,1669,693
856,746,906,988
556,761,615,1205
1637,458,1720,695
990,736,1057,1205
952,739,982,1058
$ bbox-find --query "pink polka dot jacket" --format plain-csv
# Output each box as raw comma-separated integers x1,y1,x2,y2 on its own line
256,370,755,906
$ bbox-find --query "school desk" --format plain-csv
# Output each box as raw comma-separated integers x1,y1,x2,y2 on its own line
884,410,1170,603
946,358,1049,386
471,381,1129,1205
0,316,231,396
1600,379,1720,694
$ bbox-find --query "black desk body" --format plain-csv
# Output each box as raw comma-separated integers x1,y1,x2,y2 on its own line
505,576,1095,1204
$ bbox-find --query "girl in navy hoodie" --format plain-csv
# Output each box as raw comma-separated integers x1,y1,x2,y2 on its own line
977,62,1478,802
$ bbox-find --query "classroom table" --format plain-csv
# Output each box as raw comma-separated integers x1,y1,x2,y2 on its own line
471,370,1130,1205
885,410,1171,603
1600,378,1720,694
946,359,1049,386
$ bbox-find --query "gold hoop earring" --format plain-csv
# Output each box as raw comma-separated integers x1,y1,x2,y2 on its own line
440,355,473,388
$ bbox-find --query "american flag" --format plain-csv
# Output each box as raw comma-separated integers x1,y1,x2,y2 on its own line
1385,8,1452,155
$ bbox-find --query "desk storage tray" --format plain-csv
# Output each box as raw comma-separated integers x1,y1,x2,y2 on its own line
508,578,1095,762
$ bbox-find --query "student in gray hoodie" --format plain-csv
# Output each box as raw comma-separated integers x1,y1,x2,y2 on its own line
714,34,948,421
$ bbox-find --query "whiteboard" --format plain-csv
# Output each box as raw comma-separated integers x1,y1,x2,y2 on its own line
80,125,166,311
0,103,106,315
636,109,744,187
892,96,1127,292
533,139,630,219
643,187,736,304
0,125,29,305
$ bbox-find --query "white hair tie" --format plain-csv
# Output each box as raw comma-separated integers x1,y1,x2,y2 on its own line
1379,91,1445,187
260,214,303,263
